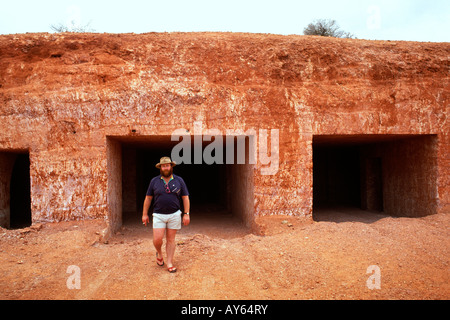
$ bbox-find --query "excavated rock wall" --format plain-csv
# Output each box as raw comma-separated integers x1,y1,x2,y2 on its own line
0,32,448,230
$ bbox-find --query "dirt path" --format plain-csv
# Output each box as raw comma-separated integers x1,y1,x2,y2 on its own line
0,208,448,300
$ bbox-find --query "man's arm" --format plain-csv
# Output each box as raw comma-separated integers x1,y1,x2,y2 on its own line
182,195,190,226
142,195,153,226
182,195,190,213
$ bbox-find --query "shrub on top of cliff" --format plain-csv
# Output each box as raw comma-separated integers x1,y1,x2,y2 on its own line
50,20,96,33
303,19,355,39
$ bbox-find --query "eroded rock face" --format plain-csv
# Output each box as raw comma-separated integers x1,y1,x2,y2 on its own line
0,32,448,229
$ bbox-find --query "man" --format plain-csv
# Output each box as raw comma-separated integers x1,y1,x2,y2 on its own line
142,156,190,273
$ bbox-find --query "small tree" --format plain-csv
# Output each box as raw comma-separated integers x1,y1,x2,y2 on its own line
50,20,95,33
303,19,354,38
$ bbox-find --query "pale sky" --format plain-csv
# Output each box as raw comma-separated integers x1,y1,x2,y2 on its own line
1,0,449,42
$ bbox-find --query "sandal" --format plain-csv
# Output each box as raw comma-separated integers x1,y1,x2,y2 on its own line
168,266,177,273
156,252,164,267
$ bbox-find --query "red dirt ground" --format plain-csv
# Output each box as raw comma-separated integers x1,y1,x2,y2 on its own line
0,207,448,300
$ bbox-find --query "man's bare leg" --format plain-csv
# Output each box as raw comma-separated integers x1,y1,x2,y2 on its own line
153,228,165,264
166,228,177,269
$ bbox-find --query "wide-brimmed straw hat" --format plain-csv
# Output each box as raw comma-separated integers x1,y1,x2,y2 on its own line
155,156,176,169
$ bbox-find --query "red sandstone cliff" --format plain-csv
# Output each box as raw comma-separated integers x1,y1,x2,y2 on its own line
0,32,448,223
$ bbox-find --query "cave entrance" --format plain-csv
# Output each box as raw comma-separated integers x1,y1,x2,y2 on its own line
0,151,32,229
106,135,254,235
312,134,438,222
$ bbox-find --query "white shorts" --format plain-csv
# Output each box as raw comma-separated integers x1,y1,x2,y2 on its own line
152,210,182,230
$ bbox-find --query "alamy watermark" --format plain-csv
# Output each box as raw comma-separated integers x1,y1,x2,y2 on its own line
66,265,81,290
170,121,279,175
367,5,381,30
65,264,381,292
366,265,381,290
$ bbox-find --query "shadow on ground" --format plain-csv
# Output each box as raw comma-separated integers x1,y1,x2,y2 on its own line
313,205,391,224
122,203,250,239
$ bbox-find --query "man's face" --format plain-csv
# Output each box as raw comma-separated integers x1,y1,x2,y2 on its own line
160,163,173,177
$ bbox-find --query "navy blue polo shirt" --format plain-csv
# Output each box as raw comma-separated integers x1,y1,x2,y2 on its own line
146,174,189,214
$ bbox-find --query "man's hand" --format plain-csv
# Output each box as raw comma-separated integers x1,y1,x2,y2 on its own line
142,196,152,226
142,214,150,226
182,214,190,226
